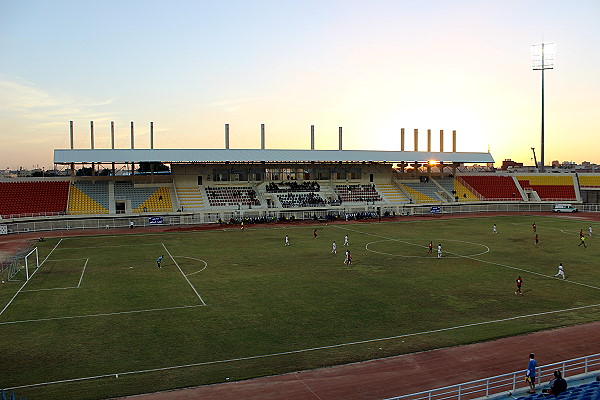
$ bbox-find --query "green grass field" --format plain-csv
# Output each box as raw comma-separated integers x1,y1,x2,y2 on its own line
1,214,599,399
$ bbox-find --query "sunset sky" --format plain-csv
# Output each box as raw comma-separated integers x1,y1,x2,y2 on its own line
1,0,599,170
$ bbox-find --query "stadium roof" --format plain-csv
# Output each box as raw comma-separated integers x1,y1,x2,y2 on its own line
54,149,494,164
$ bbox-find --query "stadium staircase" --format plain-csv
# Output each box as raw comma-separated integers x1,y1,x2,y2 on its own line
174,186,205,211
375,183,410,203
0,181,70,218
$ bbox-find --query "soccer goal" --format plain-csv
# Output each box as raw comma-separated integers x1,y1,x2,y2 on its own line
7,247,39,282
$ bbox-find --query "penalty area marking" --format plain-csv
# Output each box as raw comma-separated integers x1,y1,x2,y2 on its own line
0,304,205,326
365,239,490,258
0,238,63,318
172,256,208,276
5,302,600,392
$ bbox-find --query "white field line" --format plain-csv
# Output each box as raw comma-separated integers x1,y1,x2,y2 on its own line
5,302,600,392
162,244,207,306
57,243,163,250
21,258,89,293
22,286,78,293
0,239,63,318
0,304,205,326
174,256,208,276
77,258,89,288
334,225,600,291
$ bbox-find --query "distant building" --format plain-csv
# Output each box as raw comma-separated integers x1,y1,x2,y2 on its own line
500,159,523,171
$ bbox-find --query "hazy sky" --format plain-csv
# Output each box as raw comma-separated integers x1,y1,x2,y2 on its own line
1,0,599,169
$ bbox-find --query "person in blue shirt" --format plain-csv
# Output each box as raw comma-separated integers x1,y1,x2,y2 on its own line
157,255,164,269
526,353,537,393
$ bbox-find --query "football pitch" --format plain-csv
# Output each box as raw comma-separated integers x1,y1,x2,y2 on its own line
1,215,599,400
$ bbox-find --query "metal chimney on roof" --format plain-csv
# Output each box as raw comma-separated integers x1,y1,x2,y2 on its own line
400,128,405,151
261,123,265,149
111,121,115,149
90,121,94,149
150,121,154,149
453,130,457,152
311,125,315,150
339,127,343,150
130,121,135,149
225,124,230,149
70,121,74,149
414,129,419,151
427,129,431,152
440,130,444,152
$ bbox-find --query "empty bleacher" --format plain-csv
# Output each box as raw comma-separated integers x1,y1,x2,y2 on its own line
0,181,70,217
68,183,109,214
578,175,600,188
335,184,382,203
205,186,261,207
517,175,577,201
375,183,409,203
459,175,520,200
114,182,173,212
68,181,110,214
400,180,443,203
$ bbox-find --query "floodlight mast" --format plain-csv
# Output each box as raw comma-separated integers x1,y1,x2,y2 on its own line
532,42,555,173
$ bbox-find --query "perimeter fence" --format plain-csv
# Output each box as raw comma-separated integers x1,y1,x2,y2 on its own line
384,353,600,400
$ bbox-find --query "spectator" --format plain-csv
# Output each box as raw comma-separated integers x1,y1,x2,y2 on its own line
526,353,537,393
545,370,567,396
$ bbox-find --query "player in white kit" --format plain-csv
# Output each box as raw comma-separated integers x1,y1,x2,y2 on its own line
554,263,565,279
437,243,442,258
343,234,349,246
332,241,337,254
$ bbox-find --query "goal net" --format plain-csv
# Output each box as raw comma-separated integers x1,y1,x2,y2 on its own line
5,247,39,282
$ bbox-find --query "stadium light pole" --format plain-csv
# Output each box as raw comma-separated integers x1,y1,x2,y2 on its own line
531,42,555,173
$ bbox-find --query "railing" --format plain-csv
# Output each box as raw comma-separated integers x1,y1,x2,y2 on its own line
384,353,600,400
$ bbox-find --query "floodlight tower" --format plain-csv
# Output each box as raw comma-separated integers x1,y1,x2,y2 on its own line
531,42,555,173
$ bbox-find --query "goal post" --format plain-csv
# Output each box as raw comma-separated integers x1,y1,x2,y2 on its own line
7,247,39,281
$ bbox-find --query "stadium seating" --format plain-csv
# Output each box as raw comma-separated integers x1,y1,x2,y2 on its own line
133,187,173,213
205,186,261,207
0,181,69,218
68,181,110,214
68,184,109,215
277,192,326,208
578,175,600,188
459,175,520,200
375,183,410,203
114,182,173,213
335,184,382,203
453,178,479,201
401,181,443,203
516,380,599,400
517,175,577,201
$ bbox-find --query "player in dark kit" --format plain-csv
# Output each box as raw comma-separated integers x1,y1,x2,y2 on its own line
535,234,539,245
428,241,433,254
515,276,523,295
532,222,536,232
313,229,318,239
